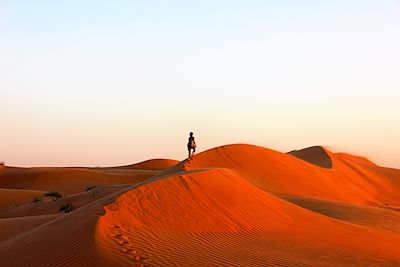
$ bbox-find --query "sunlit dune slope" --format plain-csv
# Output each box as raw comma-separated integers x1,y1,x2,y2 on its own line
100,168,291,233
334,152,377,166
97,165,400,266
165,144,400,206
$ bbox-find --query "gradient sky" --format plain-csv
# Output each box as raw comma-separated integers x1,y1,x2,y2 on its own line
1,1,399,167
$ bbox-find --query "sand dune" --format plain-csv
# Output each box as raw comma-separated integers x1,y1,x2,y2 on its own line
97,166,400,266
95,144,400,266
174,144,400,206
1,145,399,266
101,159,180,170
0,166,161,195
0,188,47,208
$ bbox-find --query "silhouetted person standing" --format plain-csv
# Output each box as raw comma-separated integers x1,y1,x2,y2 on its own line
187,132,196,158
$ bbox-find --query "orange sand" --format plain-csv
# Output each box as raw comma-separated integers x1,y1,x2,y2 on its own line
1,146,399,266
0,188,47,208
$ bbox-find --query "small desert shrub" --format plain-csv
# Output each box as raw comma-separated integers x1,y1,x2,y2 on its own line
33,196,43,203
45,191,63,200
0,161,5,166
59,203,73,213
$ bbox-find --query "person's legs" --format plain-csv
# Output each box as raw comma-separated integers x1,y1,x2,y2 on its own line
192,147,196,155
188,147,191,158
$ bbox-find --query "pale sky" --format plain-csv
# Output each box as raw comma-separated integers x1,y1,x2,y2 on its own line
1,1,399,168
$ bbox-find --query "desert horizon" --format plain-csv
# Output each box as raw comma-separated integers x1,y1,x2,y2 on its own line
1,143,396,169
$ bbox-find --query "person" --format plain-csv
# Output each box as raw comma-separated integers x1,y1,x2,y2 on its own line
187,132,196,158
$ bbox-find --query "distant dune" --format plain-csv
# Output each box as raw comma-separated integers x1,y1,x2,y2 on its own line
100,159,180,171
0,188,46,208
0,159,174,194
0,145,399,266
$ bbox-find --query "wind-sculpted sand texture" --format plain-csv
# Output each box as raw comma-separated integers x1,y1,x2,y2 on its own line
1,145,399,266
97,144,400,266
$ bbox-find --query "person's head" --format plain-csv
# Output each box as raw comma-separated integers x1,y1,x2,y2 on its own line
189,132,193,137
